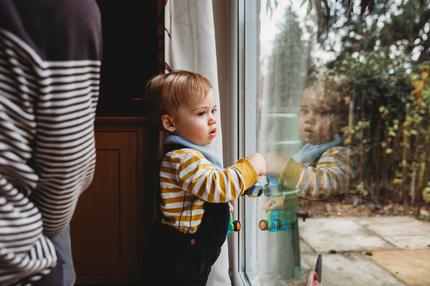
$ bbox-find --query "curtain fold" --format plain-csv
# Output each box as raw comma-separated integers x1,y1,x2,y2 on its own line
164,1,230,285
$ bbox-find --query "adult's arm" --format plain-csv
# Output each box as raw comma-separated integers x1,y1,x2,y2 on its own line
0,0,102,284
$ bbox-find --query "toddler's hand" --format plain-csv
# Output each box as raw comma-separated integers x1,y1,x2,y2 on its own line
228,202,234,212
264,196,285,212
246,153,267,176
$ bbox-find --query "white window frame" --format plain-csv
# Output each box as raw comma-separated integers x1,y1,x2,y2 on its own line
230,0,259,285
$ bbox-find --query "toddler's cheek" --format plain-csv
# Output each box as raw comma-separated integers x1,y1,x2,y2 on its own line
313,128,324,144
316,126,331,144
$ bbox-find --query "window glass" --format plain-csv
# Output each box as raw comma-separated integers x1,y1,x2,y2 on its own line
242,0,430,284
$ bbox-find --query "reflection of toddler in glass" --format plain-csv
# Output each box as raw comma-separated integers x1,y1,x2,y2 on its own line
266,77,352,210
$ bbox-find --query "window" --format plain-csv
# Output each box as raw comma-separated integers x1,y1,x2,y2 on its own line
238,0,430,285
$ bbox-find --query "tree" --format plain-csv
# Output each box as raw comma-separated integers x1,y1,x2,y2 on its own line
258,6,313,156
321,0,430,67
263,7,312,111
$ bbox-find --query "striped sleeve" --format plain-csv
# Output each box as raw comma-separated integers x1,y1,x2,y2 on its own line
299,147,353,198
175,149,258,202
280,147,353,199
0,0,101,284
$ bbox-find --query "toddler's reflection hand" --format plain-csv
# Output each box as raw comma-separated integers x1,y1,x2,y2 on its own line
246,153,267,176
264,197,284,212
265,153,288,175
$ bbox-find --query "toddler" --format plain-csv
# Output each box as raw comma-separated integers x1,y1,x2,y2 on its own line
147,70,266,285
266,77,353,210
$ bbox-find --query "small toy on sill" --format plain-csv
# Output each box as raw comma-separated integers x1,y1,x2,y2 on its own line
258,175,297,232
263,174,283,196
258,175,308,232
259,209,291,232
228,182,266,235
243,182,264,198
227,212,241,234
229,182,264,235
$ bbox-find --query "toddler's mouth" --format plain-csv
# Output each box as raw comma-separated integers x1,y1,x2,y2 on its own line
303,128,313,135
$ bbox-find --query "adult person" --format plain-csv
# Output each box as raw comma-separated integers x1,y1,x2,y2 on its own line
0,0,102,285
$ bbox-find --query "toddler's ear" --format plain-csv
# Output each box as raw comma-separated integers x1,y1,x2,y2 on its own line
161,114,176,132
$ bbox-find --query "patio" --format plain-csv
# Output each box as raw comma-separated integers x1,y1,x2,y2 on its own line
300,216,430,286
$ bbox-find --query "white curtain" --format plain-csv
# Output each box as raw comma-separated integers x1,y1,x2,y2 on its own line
164,1,230,285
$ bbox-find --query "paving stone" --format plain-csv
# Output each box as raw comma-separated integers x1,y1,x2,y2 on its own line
298,216,430,285
371,249,430,286
299,238,314,253
354,216,416,226
299,217,393,252
355,216,430,249
301,252,405,286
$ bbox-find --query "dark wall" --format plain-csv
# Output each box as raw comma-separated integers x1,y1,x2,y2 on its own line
96,1,160,116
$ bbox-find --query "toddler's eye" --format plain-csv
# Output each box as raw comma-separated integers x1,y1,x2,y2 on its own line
197,111,206,116
317,110,329,116
300,109,308,115
211,108,217,114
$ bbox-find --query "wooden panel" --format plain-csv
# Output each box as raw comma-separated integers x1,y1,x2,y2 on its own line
71,128,139,284
71,117,159,285
72,147,121,261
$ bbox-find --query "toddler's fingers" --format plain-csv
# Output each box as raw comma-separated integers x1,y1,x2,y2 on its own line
264,199,279,211
263,200,273,212
228,202,234,212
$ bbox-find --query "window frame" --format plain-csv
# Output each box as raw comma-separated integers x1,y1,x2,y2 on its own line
231,0,259,285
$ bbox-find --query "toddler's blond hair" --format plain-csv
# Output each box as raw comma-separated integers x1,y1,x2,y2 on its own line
303,75,348,133
145,70,213,128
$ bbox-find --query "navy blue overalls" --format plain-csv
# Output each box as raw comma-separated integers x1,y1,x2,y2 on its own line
155,143,230,286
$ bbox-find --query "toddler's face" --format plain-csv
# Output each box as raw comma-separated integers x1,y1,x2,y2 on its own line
298,92,336,145
168,89,217,146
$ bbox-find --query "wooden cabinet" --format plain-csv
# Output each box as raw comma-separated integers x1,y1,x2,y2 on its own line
71,117,158,285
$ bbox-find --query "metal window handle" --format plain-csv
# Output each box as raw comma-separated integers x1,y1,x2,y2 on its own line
297,211,309,221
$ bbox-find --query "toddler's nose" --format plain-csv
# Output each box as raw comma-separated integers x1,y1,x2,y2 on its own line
304,113,315,123
208,114,216,125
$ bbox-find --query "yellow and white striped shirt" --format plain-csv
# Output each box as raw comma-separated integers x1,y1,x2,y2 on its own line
280,146,354,198
160,148,258,234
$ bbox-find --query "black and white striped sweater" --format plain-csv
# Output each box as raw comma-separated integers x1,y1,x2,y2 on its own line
0,0,102,284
